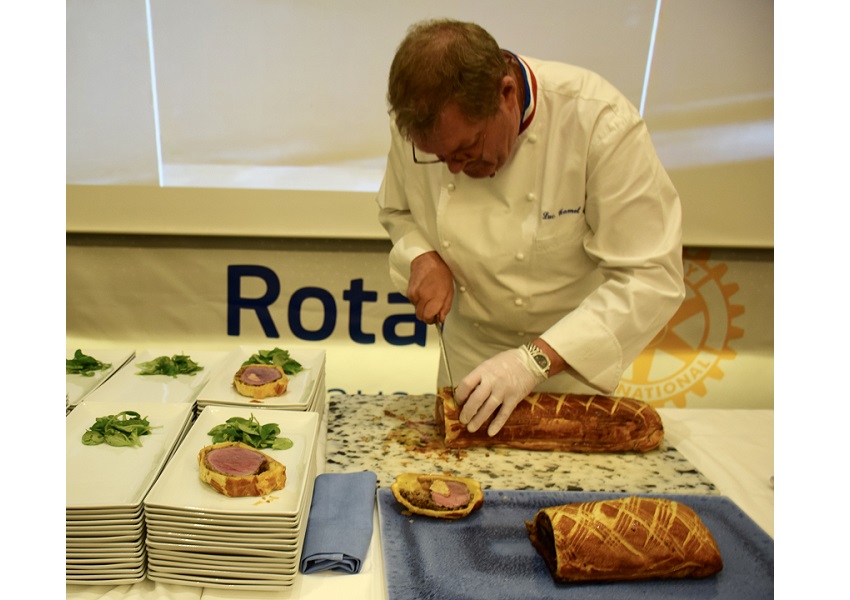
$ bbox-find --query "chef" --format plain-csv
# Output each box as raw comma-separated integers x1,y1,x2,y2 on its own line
376,19,685,437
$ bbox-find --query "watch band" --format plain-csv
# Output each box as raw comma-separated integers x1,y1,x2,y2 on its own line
522,343,551,377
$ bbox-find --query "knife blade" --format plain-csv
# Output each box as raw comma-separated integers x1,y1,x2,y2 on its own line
435,322,456,399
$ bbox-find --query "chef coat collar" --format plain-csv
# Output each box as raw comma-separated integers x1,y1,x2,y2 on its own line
503,50,537,135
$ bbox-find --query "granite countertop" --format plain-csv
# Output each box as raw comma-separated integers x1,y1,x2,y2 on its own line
324,394,717,495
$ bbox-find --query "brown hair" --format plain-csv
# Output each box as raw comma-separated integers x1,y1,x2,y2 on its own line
387,19,508,140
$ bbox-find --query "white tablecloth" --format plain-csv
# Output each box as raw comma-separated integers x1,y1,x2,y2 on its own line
658,409,774,538
66,408,773,600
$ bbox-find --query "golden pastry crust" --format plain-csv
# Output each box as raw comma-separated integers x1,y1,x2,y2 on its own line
526,496,723,582
233,364,288,399
197,441,286,497
435,387,663,452
390,473,483,519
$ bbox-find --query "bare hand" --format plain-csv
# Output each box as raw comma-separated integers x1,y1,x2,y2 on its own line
407,251,454,323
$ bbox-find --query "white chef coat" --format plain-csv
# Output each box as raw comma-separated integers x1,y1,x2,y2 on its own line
376,54,685,394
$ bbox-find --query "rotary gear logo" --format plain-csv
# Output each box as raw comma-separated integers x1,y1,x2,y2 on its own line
616,250,745,407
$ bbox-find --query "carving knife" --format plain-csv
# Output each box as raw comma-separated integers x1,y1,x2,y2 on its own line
435,322,456,399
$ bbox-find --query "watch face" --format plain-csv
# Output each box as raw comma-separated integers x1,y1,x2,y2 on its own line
534,355,548,369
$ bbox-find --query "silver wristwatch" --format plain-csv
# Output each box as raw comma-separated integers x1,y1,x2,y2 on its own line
522,343,551,377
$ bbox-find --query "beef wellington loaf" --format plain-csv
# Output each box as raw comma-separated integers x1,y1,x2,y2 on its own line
390,473,483,519
526,496,723,583
198,441,286,497
435,387,663,452
233,364,288,399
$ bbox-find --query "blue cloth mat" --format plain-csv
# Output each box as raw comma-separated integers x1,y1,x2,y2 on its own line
299,471,378,574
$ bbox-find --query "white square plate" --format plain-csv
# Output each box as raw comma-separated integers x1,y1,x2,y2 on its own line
144,405,318,517
66,401,194,508
147,554,295,574
84,349,228,405
146,570,294,591
196,346,324,408
66,348,134,407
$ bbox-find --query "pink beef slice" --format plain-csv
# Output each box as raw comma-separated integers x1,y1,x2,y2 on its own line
205,446,266,476
430,480,471,509
239,365,282,385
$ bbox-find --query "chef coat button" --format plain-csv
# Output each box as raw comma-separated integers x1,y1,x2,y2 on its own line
514,298,524,306
526,193,536,202
458,285,467,293
528,134,538,143
442,240,451,249
447,183,456,192
517,331,525,336
515,252,525,261
473,322,481,329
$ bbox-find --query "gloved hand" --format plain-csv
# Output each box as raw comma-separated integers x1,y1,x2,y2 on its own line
455,347,548,437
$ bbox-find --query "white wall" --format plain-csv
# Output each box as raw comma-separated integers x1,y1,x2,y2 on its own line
66,0,774,247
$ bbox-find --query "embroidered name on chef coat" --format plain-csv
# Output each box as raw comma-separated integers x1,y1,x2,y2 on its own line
543,207,583,220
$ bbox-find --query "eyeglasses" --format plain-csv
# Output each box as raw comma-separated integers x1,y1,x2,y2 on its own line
412,122,489,165
411,144,442,164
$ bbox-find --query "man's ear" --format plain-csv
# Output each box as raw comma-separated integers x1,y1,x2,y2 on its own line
500,74,517,103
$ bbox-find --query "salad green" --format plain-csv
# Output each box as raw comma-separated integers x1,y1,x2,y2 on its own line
207,413,294,450
136,354,203,378
243,348,303,376
66,349,112,377
81,411,159,447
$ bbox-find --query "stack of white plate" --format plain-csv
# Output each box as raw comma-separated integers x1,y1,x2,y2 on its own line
66,400,194,584
195,347,326,417
144,405,320,591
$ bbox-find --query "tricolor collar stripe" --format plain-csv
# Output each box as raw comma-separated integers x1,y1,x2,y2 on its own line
504,50,537,134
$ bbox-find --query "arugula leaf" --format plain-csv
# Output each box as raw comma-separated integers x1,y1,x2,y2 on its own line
67,349,112,377
81,411,160,447
242,348,303,376
81,430,104,445
207,413,294,450
136,354,203,378
272,437,294,450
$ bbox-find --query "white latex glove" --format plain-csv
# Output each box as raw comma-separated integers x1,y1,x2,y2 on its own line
455,347,547,437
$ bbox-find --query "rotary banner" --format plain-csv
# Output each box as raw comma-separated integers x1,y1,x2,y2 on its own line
66,237,773,409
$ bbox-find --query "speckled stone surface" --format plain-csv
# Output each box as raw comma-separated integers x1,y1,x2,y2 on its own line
324,394,717,495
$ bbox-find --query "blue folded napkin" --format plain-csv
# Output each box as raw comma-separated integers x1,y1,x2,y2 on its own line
300,471,377,574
